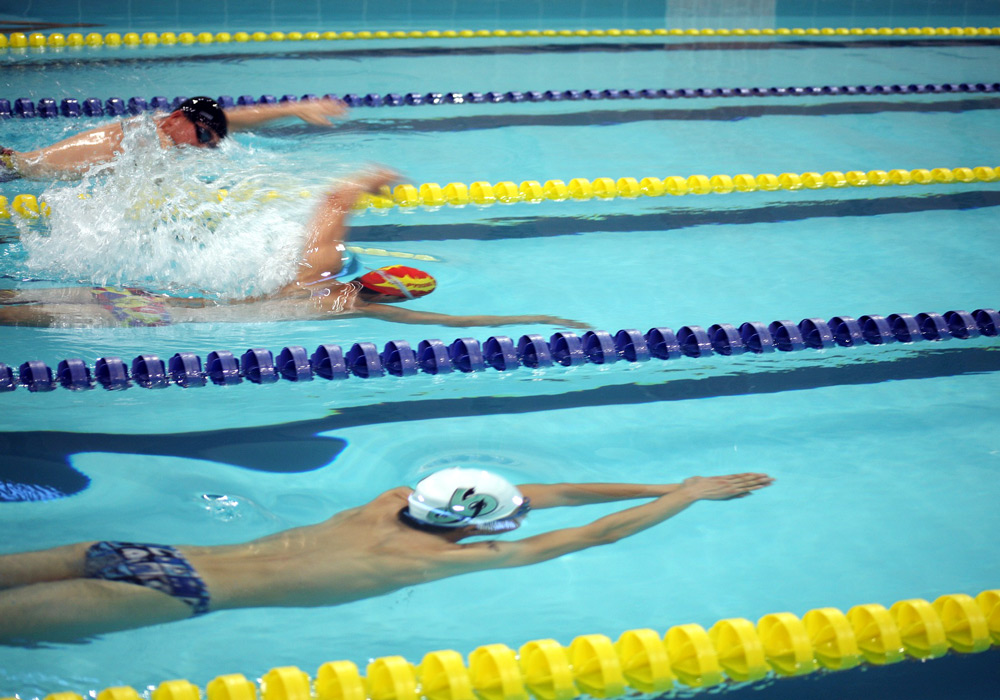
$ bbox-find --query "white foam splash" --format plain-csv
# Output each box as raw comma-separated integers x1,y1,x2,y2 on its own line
20,116,319,299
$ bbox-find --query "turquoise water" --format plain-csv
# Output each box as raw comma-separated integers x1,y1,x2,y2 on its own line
2,2,1000,698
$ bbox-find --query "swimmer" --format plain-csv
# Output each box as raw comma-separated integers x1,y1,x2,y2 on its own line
0,167,588,329
0,469,775,642
0,95,347,181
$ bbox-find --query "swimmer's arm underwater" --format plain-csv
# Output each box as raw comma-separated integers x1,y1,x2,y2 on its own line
357,303,590,329
516,482,690,509
224,97,349,130
458,474,774,568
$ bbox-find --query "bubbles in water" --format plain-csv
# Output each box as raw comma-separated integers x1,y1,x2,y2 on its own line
19,116,320,299
199,493,245,522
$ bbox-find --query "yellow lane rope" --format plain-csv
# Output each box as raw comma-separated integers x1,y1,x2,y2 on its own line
2,25,999,49
1,590,995,700
3,166,998,219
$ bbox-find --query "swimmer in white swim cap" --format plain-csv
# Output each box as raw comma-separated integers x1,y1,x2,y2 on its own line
400,468,532,533
0,469,773,641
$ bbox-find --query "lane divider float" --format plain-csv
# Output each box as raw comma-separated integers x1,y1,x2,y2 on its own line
2,25,999,49
1,590,995,700
4,81,1000,120
3,165,998,221
2,308,996,393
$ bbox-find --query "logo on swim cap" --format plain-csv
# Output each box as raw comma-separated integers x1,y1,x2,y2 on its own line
427,488,500,525
406,468,525,528
358,265,436,298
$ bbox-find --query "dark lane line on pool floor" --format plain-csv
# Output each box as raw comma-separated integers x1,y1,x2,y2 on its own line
5,37,999,70
350,190,1000,242
725,647,1000,700
2,346,997,502
326,97,1000,134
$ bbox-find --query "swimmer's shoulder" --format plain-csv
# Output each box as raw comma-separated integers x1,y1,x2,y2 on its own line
330,488,410,521
372,486,413,505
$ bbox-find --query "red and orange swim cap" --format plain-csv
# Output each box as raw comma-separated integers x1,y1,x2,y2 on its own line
358,265,436,299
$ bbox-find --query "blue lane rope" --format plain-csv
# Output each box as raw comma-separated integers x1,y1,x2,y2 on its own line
2,81,999,119
1,308,996,393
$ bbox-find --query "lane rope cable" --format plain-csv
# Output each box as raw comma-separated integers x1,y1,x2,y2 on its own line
3,80,1000,120
2,24,1000,49
3,164,999,220
1,590,995,700
1,307,997,393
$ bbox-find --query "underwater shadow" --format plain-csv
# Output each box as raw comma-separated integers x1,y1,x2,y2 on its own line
350,190,1000,242
0,428,346,502
2,346,996,502
335,96,1000,134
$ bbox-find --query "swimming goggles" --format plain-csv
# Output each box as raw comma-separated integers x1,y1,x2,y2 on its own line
194,124,219,148
475,498,532,533
412,497,532,532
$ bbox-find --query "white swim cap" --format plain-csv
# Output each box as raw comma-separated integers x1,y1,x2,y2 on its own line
406,468,526,528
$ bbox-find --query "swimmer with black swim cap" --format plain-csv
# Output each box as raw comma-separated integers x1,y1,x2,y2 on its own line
174,96,229,147
1,94,347,179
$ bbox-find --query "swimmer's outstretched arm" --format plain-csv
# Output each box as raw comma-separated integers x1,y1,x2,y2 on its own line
516,481,693,509
357,303,590,329
224,97,348,130
459,474,774,569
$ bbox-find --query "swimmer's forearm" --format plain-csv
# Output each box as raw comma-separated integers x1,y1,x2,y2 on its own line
358,301,587,328
495,490,699,567
9,150,86,179
223,103,292,129
398,312,578,327
224,98,347,130
577,489,699,544
440,315,542,327
9,125,124,179
359,307,528,327
518,482,683,508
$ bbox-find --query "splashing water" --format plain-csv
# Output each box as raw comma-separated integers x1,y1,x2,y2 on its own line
19,116,322,299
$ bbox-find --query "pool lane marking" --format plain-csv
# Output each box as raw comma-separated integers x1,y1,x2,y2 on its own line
4,166,999,220
5,83,1000,121
3,25,1000,50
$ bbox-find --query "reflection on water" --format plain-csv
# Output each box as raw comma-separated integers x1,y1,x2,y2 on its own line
17,117,318,298
196,492,283,527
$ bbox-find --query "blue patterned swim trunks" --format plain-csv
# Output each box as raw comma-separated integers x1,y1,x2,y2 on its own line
83,541,210,616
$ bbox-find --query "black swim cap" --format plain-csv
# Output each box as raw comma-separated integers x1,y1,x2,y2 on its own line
177,97,228,139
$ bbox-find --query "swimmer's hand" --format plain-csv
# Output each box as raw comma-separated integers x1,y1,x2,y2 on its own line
354,166,401,194
318,166,400,211
292,97,350,126
679,473,774,501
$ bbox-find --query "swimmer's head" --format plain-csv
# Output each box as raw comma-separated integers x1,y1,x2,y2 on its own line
176,97,228,148
356,265,436,302
400,468,530,534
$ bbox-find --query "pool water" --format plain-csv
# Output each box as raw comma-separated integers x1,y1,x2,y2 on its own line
2,1,999,698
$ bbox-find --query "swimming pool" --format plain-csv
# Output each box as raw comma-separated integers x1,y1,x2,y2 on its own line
2,1,999,698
